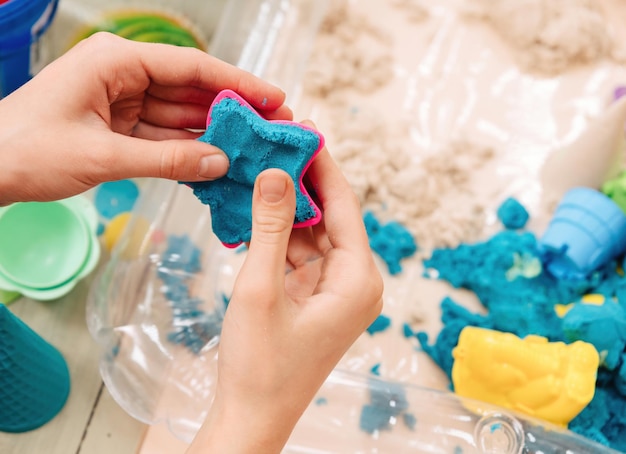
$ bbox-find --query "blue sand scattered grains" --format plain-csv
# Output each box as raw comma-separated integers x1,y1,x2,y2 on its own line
315,397,328,406
359,379,410,434
418,226,626,450
496,197,529,230
366,314,392,335
158,235,223,354
402,413,417,430
94,179,139,219
161,234,203,274
186,96,322,246
363,211,417,275
402,322,414,338
220,292,231,313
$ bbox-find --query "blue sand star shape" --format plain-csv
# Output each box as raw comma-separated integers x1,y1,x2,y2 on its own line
186,92,323,247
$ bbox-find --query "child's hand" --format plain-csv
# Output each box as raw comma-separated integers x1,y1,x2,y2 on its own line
188,140,383,453
0,32,292,206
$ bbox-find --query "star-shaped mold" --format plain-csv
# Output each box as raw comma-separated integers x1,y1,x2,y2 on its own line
186,89,324,247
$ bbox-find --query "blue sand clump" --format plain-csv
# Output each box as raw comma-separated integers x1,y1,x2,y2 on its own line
364,211,417,275
359,379,410,434
186,97,321,246
496,197,529,230
417,297,492,381
570,386,626,452
370,363,382,376
366,314,392,335
417,227,626,450
158,234,223,354
402,322,414,338
562,302,626,370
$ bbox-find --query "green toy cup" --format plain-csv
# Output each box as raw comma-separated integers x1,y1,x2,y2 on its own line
0,201,91,289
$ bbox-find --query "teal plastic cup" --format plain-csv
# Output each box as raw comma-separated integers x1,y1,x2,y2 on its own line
0,304,71,432
0,201,91,289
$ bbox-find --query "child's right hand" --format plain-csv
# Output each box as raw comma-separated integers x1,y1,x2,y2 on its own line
187,137,383,454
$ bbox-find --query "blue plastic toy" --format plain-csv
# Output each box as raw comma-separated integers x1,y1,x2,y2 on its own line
538,187,626,280
0,305,70,432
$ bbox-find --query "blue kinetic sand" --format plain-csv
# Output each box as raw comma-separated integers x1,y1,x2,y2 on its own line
497,197,529,230
359,378,410,434
418,216,626,449
364,211,417,275
157,234,223,354
186,90,324,247
0,305,70,432
366,313,392,335
561,301,626,370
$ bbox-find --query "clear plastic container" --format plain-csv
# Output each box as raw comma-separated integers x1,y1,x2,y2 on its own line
86,0,626,451
286,369,618,454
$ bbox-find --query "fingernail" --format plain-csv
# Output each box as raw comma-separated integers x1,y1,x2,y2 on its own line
198,154,229,179
260,173,287,203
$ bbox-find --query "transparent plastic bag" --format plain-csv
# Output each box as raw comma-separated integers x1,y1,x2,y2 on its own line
87,179,229,441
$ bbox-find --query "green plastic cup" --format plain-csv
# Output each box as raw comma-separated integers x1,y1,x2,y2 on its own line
0,201,90,289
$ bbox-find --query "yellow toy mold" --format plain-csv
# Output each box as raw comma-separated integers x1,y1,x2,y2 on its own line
452,326,599,427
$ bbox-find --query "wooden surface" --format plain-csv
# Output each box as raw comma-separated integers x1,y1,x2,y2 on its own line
0,270,147,454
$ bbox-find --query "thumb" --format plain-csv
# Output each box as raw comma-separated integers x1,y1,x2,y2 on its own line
237,169,295,298
105,134,229,182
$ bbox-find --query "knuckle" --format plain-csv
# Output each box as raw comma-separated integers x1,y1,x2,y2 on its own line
79,31,120,51
159,143,186,180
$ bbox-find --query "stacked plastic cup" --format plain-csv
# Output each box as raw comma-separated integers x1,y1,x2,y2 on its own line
0,196,101,301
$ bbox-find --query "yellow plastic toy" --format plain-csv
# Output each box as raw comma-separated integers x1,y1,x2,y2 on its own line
451,326,599,426
102,213,154,260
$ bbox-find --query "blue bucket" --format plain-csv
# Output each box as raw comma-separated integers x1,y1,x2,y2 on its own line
0,0,59,98
539,187,626,280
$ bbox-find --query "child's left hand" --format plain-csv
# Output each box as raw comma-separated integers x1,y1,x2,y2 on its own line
0,32,292,206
